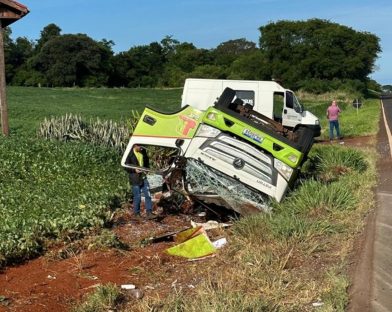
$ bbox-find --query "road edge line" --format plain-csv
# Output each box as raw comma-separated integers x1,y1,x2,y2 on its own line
381,99,392,158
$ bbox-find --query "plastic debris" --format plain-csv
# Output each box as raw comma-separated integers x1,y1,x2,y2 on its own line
129,289,144,299
121,284,136,290
191,220,232,230
166,226,216,259
312,302,324,307
212,237,227,249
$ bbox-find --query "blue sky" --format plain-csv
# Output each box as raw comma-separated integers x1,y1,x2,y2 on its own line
9,0,391,85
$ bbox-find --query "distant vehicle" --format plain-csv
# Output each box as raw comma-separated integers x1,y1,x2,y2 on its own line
181,78,321,137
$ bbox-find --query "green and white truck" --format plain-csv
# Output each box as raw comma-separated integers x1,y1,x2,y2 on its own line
121,87,315,214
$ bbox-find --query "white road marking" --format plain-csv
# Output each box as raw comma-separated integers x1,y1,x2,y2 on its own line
381,99,392,158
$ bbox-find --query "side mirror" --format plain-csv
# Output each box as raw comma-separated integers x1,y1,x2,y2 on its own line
175,139,184,147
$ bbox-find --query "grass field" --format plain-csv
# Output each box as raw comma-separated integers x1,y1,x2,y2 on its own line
7,87,182,135
302,97,380,139
7,86,380,139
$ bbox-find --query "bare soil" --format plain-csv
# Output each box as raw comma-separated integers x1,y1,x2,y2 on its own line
0,135,378,312
0,209,222,312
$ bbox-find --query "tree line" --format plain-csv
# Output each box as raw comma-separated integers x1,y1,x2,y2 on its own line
4,19,382,93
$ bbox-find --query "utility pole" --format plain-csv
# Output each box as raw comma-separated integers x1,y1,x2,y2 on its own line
0,0,29,136
0,19,8,135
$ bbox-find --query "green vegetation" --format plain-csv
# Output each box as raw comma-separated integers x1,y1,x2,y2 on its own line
0,136,128,266
0,86,381,310
143,145,377,311
6,19,381,93
72,283,123,312
259,19,380,91
38,114,130,152
7,86,182,135
301,95,380,140
0,87,182,266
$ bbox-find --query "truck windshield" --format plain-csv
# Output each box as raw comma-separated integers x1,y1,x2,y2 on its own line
286,91,303,113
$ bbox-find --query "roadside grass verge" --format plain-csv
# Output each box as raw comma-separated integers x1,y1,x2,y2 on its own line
137,144,377,311
301,94,380,140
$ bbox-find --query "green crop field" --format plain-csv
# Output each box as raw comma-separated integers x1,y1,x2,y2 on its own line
0,87,183,266
7,87,182,135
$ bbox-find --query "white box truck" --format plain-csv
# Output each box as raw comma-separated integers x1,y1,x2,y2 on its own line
181,78,321,137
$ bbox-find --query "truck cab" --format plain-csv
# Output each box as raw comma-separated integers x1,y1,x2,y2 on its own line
181,78,321,137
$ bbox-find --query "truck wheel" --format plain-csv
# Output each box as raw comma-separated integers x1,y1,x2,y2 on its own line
215,88,236,109
295,127,314,154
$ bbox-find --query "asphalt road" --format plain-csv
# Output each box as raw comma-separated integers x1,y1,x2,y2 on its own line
349,97,392,312
371,97,392,312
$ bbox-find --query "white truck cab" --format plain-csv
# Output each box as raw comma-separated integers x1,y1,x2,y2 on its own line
181,78,321,137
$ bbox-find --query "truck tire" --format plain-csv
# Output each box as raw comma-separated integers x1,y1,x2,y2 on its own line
295,127,314,155
214,88,236,109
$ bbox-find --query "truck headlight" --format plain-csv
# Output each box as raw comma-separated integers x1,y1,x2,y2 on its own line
274,159,293,181
196,124,221,137
206,112,217,121
288,154,298,163
315,119,320,125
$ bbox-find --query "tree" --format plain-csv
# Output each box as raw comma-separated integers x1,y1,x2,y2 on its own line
382,85,392,93
161,42,214,86
7,37,35,84
114,42,165,88
36,23,61,51
259,19,381,89
213,38,257,66
33,34,112,87
228,50,270,80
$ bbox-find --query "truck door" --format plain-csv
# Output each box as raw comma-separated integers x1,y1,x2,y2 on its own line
273,92,284,123
282,91,302,128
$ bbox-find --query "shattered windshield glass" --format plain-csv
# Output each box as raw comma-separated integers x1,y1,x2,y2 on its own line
185,159,271,214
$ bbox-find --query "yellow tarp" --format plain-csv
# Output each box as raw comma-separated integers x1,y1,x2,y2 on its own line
166,228,216,259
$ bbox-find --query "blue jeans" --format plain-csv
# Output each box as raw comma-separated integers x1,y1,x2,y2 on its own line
329,120,341,140
132,179,153,214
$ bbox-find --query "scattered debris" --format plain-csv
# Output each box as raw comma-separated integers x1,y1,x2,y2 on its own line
141,229,186,245
187,254,216,262
129,288,144,299
121,284,136,290
47,274,56,280
190,220,232,230
166,226,216,259
83,283,101,290
312,301,324,307
212,237,227,249
186,159,271,214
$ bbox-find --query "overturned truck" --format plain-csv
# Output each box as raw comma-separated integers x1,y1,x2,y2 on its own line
121,88,315,215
